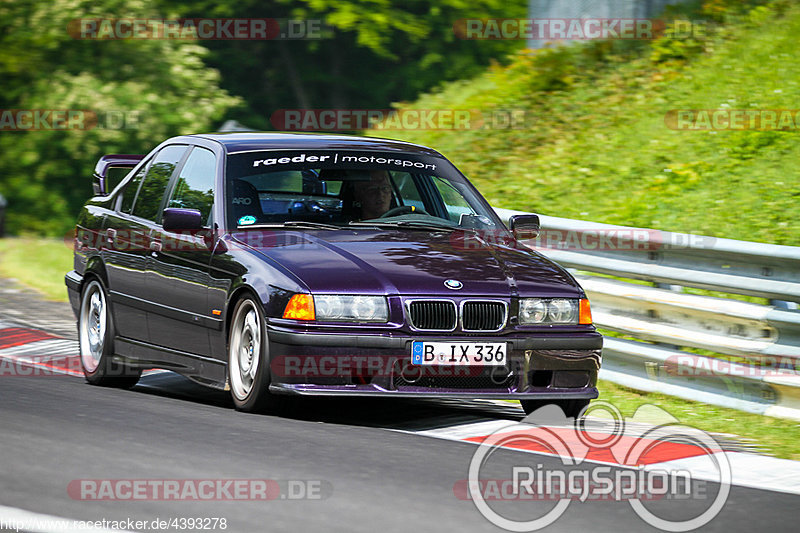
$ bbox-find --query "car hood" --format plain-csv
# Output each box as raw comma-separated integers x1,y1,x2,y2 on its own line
236,229,582,297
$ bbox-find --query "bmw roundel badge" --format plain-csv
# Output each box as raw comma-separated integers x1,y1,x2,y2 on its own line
444,279,463,290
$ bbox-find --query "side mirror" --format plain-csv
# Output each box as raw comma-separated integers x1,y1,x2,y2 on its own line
163,208,203,232
508,214,540,240
92,173,106,196
92,154,144,196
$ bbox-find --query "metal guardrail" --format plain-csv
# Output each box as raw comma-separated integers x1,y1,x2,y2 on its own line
494,207,800,420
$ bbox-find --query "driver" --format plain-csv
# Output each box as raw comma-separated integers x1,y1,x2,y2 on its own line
353,170,393,220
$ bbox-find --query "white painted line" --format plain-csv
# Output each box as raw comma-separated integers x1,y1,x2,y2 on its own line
411,420,517,441
0,504,133,533
411,417,690,443
651,452,800,496
402,419,800,496
0,339,78,357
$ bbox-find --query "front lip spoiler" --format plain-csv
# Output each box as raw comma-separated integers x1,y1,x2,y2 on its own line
267,325,603,351
269,383,599,400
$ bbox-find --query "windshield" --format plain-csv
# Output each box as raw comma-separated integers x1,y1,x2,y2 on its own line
225,150,502,231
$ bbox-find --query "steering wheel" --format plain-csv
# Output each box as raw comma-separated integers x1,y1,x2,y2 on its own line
379,205,429,218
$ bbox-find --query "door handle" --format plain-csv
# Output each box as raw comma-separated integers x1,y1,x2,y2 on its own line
149,241,162,253
106,228,116,245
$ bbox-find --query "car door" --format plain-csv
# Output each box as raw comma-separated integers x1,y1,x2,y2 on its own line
103,144,188,343
146,145,217,355
102,157,151,341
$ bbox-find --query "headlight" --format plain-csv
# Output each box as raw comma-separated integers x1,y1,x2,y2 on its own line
548,299,577,323
519,298,584,325
313,295,389,322
519,298,547,323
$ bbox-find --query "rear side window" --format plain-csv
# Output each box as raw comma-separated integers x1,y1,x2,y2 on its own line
131,145,187,221
120,160,149,213
167,147,216,223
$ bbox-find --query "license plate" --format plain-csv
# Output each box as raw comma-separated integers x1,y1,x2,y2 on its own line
411,341,507,366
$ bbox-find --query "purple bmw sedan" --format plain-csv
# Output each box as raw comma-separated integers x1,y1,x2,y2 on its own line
66,133,601,417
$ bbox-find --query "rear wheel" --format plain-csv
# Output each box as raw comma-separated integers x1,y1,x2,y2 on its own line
228,296,288,413
78,279,141,388
520,399,590,419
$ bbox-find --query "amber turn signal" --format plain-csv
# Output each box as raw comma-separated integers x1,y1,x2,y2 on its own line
283,294,315,320
579,298,592,325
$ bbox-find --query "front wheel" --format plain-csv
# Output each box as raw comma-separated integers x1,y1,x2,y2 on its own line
78,279,141,388
228,296,288,413
520,399,590,419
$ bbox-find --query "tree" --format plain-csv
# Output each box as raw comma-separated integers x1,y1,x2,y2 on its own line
0,0,239,236
157,0,526,127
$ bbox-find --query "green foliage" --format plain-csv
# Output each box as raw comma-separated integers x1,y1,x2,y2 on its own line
370,0,800,245
156,0,525,129
1,0,527,236
649,22,707,63
0,0,239,236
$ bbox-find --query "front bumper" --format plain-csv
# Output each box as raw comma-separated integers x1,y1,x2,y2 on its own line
266,325,602,399
65,270,83,319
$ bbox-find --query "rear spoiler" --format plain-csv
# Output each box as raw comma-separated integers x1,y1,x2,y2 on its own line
92,154,144,195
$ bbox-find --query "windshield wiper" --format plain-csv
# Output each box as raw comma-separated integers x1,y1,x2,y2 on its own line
282,221,343,230
237,221,343,230
349,220,460,232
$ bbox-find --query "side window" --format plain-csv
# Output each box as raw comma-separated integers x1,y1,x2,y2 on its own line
167,147,216,223
131,145,187,221
120,160,150,213
392,172,426,211
433,176,475,222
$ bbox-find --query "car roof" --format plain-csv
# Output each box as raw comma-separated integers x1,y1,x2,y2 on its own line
184,132,444,157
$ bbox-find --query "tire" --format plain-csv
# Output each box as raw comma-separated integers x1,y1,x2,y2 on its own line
78,278,141,388
227,296,289,413
520,399,590,419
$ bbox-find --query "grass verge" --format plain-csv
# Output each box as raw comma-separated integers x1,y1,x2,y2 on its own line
0,237,72,301
597,379,800,460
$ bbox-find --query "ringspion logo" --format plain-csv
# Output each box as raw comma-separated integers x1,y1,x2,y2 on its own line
466,402,731,531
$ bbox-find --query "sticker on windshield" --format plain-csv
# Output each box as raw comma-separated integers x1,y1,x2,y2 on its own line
238,215,257,225
250,152,436,171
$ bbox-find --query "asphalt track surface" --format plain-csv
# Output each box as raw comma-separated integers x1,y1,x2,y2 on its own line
0,282,798,532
